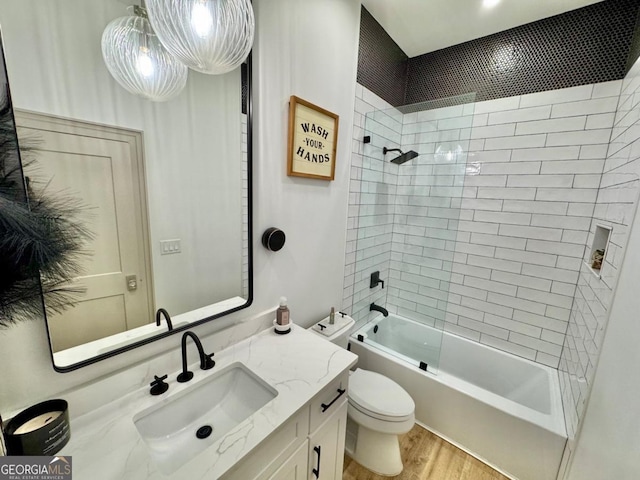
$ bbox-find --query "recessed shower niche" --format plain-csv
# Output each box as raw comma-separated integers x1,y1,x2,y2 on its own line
587,224,612,278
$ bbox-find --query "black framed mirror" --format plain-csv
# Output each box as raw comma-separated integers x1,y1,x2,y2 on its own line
0,0,253,371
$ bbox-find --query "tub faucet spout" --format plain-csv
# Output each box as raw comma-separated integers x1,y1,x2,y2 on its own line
370,303,389,317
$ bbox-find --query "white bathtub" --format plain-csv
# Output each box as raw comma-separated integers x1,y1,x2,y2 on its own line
350,314,567,480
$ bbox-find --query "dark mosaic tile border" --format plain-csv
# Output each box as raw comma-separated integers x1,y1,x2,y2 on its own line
357,7,408,107
406,0,640,104
626,3,640,72
357,0,640,107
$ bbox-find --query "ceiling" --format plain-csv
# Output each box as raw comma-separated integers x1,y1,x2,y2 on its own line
360,0,606,58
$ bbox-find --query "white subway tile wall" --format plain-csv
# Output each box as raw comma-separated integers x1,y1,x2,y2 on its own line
344,78,640,451
343,82,621,347
342,84,399,331
559,61,640,450
403,83,620,370
241,114,249,298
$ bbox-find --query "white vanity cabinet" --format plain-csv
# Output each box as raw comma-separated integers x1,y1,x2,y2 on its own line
269,440,310,480
307,401,348,480
222,371,349,480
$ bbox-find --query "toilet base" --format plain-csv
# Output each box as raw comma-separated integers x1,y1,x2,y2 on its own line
349,423,404,476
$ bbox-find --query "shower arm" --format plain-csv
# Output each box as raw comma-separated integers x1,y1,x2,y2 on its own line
383,147,402,155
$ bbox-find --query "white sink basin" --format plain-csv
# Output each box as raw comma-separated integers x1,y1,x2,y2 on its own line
133,362,278,474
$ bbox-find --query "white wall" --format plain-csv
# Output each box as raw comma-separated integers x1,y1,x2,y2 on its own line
251,0,359,318
0,0,360,413
565,201,640,478
564,58,640,480
558,74,640,442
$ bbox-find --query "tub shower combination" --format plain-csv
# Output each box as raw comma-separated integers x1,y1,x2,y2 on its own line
349,315,566,480
348,96,568,480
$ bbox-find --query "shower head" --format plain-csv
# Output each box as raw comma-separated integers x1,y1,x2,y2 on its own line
383,147,419,165
393,150,419,165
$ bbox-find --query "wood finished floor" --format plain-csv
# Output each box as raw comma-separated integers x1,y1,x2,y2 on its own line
342,424,510,480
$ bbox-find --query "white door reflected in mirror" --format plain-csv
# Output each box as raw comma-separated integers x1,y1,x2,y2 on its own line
17,113,154,353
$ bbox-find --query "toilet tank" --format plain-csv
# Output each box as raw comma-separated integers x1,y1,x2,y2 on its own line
309,313,355,348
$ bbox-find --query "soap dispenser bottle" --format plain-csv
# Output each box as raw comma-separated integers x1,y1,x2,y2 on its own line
274,297,291,335
277,297,290,325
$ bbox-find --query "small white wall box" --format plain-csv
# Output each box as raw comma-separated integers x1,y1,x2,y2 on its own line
588,225,612,277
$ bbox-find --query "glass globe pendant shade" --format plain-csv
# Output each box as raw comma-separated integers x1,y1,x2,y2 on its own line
101,6,188,102
145,0,255,75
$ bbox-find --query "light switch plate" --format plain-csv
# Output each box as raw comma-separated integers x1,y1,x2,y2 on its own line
160,239,181,255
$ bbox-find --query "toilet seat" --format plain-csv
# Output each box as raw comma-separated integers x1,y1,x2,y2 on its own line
348,369,415,422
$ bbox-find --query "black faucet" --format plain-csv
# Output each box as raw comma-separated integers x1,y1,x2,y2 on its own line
156,308,173,332
370,303,389,317
177,331,215,383
370,271,385,289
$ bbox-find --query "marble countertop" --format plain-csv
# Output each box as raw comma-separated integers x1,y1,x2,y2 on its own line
60,324,358,479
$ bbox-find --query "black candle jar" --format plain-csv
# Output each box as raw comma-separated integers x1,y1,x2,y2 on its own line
4,399,70,456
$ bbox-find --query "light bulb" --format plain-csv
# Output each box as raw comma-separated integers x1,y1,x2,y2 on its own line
191,2,213,38
136,48,154,78
146,0,254,75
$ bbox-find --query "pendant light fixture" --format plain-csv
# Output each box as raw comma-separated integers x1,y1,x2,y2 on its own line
101,6,188,102
145,0,254,75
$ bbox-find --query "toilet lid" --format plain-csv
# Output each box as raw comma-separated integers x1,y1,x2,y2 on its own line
349,369,415,418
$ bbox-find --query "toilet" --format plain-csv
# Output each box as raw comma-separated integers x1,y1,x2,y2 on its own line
309,314,415,476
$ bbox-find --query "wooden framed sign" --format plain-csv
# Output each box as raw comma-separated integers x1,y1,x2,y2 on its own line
287,95,339,180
